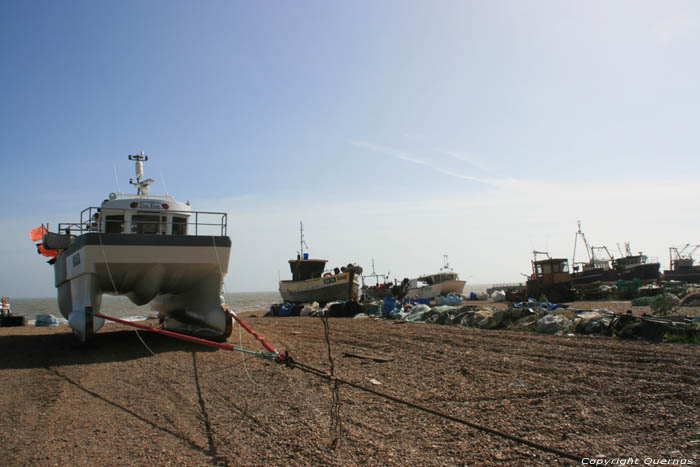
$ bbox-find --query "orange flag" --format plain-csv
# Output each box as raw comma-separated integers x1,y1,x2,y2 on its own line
30,225,48,242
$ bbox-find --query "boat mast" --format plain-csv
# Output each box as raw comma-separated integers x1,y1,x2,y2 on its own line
128,152,154,195
441,254,452,272
572,220,592,270
298,221,308,259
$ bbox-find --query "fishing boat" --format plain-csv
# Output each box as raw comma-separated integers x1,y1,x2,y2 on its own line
0,296,24,326
360,259,395,301
613,243,660,281
278,222,362,304
525,251,575,303
570,222,617,286
32,153,232,342
661,244,700,283
406,255,466,299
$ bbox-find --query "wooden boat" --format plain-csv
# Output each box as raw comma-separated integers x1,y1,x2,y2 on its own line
278,223,362,304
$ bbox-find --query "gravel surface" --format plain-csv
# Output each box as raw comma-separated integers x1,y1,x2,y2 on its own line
1,301,699,466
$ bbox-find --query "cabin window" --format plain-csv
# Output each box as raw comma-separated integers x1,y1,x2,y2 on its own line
105,215,124,233
542,263,553,274
132,214,165,234
172,216,187,235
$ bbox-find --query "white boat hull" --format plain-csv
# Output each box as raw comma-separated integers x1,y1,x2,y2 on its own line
54,233,231,342
406,279,466,299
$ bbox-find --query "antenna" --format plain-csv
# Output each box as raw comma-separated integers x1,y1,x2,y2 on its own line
298,221,309,257
113,164,121,193
160,171,170,196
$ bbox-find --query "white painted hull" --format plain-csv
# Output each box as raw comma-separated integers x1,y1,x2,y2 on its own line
54,233,231,342
406,280,466,299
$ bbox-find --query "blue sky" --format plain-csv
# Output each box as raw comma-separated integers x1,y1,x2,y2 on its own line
1,1,699,297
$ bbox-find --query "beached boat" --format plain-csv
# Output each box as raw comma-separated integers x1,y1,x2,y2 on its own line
1,297,9,317
662,244,700,283
361,259,395,301
570,223,617,286
525,251,576,303
0,296,23,327
613,243,660,281
406,255,466,299
33,153,232,342
278,222,362,304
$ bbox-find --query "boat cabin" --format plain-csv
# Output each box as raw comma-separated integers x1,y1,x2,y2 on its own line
52,153,227,240
614,255,648,269
531,258,571,286
581,258,612,272
416,272,459,285
672,258,695,270
93,194,192,235
288,258,328,281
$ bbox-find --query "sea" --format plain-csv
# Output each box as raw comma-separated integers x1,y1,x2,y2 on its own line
6,283,515,322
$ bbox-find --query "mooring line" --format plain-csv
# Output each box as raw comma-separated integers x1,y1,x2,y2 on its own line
321,312,342,448
288,359,583,462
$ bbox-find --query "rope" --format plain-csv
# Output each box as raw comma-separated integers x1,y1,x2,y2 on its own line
321,312,342,448
288,359,583,462
211,235,259,385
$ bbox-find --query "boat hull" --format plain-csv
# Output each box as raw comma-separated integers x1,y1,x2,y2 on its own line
406,280,466,299
571,269,617,286
279,271,360,304
54,233,232,342
615,262,660,281
662,268,700,283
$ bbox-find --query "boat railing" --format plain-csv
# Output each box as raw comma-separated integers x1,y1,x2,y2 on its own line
57,207,228,236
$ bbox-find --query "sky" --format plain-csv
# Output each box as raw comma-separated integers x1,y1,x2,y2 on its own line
1,0,699,297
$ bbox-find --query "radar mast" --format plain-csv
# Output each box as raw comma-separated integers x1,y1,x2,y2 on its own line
128,152,155,195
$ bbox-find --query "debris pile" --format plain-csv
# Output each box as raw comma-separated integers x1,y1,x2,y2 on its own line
266,294,700,342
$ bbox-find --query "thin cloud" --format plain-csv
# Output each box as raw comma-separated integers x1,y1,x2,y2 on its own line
350,139,497,186
349,140,428,166
434,168,496,186
434,148,491,173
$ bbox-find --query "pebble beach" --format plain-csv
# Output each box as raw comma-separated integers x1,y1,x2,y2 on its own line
1,300,699,466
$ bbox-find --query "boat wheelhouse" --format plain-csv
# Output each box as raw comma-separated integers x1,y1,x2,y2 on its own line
525,251,575,302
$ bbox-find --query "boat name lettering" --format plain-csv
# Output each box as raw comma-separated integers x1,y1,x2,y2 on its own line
137,202,162,209
72,253,80,267
323,277,337,284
